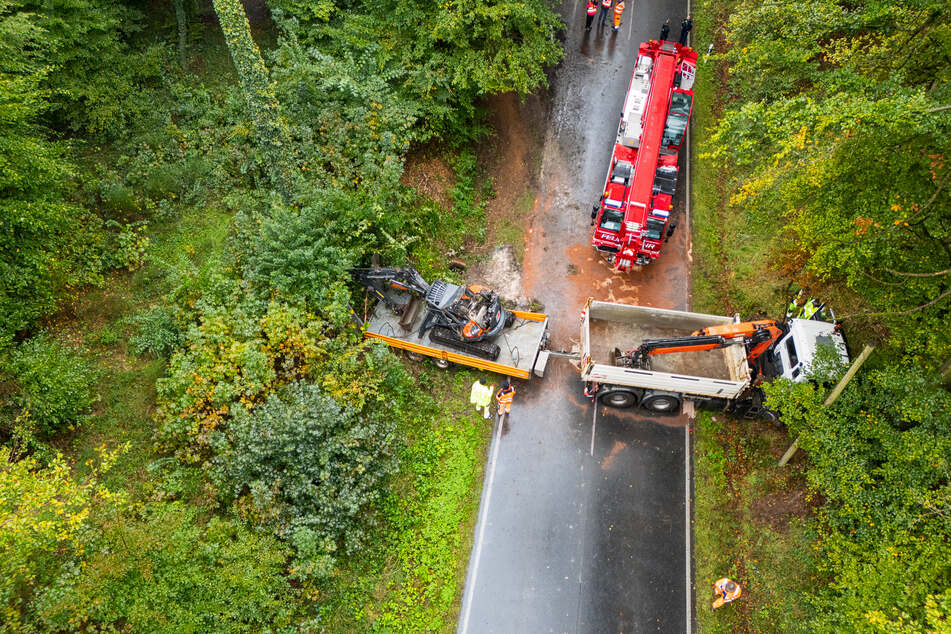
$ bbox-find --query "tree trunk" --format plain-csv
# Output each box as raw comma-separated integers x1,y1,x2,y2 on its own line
174,0,187,68
211,0,297,202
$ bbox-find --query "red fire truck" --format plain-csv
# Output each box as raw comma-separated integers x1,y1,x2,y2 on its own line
590,37,697,270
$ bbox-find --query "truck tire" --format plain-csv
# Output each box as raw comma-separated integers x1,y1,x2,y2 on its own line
434,357,451,369
598,388,639,409
405,350,424,362
641,391,681,414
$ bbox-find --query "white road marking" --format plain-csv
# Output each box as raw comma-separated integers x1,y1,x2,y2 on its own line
590,402,599,456
458,414,505,634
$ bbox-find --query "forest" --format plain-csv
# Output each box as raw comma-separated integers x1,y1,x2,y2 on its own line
692,0,951,631
0,0,560,630
1,0,950,631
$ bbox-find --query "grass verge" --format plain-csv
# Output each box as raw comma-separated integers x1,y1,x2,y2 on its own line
693,412,817,633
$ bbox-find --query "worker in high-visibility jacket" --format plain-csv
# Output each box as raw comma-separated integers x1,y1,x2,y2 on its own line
496,379,516,418
800,297,820,320
612,0,625,31
585,0,597,30
712,577,741,609
470,379,495,418
597,0,612,27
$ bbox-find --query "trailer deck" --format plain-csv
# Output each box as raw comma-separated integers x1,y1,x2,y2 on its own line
363,301,549,379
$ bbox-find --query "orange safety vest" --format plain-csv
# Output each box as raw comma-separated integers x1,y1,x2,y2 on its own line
586,2,597,14
496,386,516,405
600,0,611,8
614,1,625,14
714,578,742,603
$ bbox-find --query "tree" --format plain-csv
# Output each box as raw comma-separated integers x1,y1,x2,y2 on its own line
764,365,951,631
705,0,951,362
212,0,298,201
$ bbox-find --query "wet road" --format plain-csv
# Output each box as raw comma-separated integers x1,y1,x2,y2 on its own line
458,0,693,631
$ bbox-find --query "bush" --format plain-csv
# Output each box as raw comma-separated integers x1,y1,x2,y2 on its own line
211,381,399,577
155,301,334,461
32,502,302,632
128,305,185,358
4,335,95,438
0,447,95,629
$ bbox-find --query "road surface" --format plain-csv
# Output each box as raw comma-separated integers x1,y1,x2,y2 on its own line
458,0,694,631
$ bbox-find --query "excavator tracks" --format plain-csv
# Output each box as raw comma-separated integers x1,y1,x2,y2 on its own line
429,326,501,361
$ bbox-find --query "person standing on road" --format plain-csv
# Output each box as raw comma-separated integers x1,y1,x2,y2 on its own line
612,0,625,32
496,378,516,419
659,18,670,41
679,15,693,45
597,0,612,28
585,0,597,30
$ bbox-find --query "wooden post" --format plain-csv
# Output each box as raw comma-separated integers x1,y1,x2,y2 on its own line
778,345,874,466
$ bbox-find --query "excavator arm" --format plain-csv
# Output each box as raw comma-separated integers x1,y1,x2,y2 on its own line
350,267,430,313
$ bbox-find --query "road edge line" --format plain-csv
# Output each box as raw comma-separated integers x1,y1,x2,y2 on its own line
458,413,505,634
685,4,694,630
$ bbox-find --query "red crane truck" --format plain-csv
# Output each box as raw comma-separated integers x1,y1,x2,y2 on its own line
590,37,697,270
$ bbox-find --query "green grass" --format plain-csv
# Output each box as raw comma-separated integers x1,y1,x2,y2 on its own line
694,413,817,633
690,1,788,318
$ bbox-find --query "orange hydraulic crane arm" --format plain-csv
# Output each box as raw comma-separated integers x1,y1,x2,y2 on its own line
620,320,786,369
693,320,784,364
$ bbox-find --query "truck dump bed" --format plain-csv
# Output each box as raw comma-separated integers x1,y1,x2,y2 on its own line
581,301,751,399
363,301,549,380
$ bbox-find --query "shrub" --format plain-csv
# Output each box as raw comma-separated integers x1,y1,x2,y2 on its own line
211,381,399,577
4,335,95,438
155,301,334,461
128,305,185,358
32,502,302,632
0,447,94,629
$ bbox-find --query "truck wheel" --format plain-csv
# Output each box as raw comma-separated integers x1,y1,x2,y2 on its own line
641,392,681,414
598,388,639,409
434,357,451,370
405,350,424,362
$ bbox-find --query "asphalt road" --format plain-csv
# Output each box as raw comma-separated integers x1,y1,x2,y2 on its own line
457,0,694,630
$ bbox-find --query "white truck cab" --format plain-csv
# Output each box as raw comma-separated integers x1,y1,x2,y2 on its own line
775,319,849,382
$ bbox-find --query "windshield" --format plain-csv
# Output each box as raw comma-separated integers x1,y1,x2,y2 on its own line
644,217,665,240
662,92,692,147
599,208,624,233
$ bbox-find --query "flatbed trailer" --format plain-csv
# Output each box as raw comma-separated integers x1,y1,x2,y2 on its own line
362,301,551,380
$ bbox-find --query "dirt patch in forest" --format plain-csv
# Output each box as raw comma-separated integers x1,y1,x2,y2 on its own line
751,488,810,532
476,93,547,260
468,245,524,304
401,146,455,208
